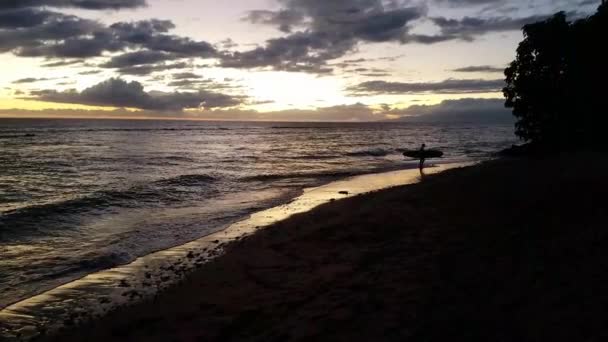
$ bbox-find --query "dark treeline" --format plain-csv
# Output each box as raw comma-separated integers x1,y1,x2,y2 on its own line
503,3,608,149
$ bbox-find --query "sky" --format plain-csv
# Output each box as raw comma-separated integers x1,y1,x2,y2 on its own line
0,0,599,121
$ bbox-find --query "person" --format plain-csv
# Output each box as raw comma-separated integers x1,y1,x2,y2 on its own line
418,143,426,171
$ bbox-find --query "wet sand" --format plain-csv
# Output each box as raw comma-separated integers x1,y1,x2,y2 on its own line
33,155,608,340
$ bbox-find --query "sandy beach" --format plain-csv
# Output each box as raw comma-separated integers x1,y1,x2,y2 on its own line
41,154,608,341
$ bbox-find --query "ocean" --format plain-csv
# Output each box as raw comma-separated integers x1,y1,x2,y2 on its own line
0,118,517,309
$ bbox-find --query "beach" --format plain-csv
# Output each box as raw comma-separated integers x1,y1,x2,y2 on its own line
43,153,608,341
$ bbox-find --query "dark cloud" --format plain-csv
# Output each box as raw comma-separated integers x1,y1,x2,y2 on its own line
27,78,244,110
399,13,559,44
12,77,52,84
78,70,102,75
225,0,426,73
217,38,238,49
0,0,146,10
389,98,514,123
349,78,505,95
430,14,550,40
42,59,83,67
233,0,566,74
115,62,191,76
172,72,202,80
361,72,392,77
109,20,216,56
433,0,504,6
0,10,104,54
0,9,216,63
243,9,306,33
102,50,177,68
220,31,345,73
167,79,211,88
452,65,505,72
0,8,54,28
168,77,243,92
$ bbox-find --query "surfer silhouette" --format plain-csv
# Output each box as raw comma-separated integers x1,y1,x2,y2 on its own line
418,144,426,170
403,144,443,171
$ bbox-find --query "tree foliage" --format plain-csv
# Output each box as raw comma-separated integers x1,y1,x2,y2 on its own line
504,3,608,148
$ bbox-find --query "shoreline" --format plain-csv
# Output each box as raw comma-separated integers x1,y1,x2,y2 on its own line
0,162,466,340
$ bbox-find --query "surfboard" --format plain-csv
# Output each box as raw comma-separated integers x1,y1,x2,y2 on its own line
402,149,444,159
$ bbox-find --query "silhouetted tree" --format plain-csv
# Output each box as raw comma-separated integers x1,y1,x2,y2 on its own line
504,3,607,149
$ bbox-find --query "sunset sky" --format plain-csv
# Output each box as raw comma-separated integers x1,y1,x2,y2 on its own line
0,0,598,121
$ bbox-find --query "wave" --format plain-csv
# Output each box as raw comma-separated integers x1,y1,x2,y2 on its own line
155,156,197,163
153,174,216,187
243,170,357,182
345,148,393,157
271,126,334,129
283,155,341,160
0,127,236,135
69,252,134,276
0,174,217,240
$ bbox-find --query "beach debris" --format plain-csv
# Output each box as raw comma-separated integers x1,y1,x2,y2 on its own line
122,290,141,300
339,191,349,195
15,325,38,340
98,297,111,304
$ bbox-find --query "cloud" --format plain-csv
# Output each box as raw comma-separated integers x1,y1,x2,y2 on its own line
389,98,514,123
225,1,426,73
400,13,561,44
108,20,216,56
452,65,505,73
217,38,238,49
26,78,245,110
167,79,213,88
1,99,515,123
115,62,192,76
172,72,202,80
0,8,55,28
0,0,146,10
12,77,52,84
430,14,551,39
348,78,505,95
0,9,216,62
433,0,504,6
361,72,392,77
102,50,177,68
42,59,83,67
1,103,385,121
78,70,102,75
243,9,306,33
234,0,576,74
0,10,104,55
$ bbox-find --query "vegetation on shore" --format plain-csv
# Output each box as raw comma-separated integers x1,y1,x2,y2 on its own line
504,3,607,149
